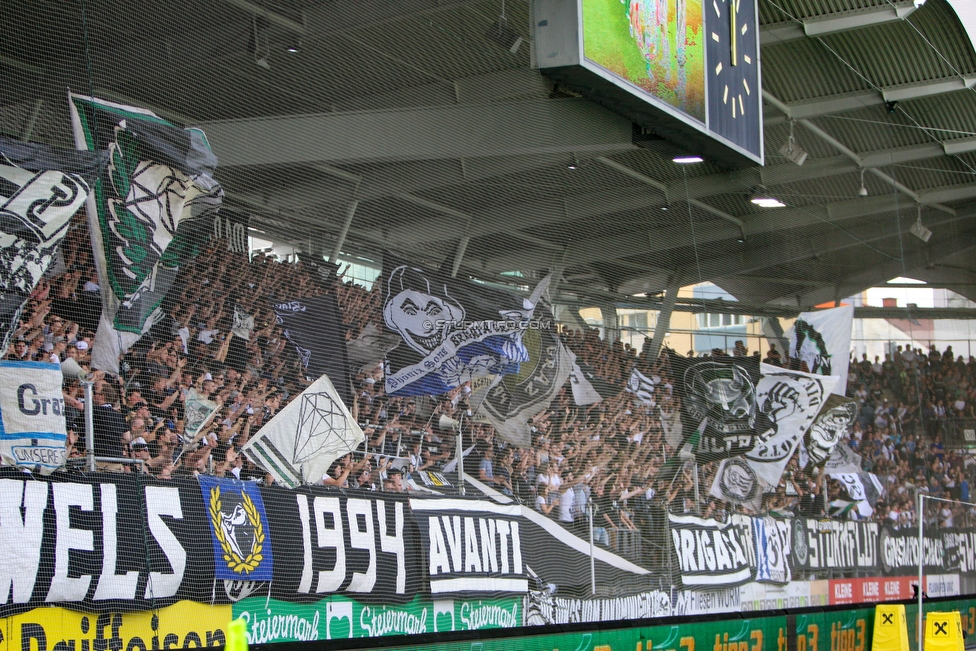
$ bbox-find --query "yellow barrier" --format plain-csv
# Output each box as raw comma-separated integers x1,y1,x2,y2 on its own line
873,604,910,651
924,611,965,651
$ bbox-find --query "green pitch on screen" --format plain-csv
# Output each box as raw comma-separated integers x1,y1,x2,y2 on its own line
583,0,705,122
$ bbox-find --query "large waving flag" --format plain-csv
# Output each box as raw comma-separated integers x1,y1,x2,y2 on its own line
381,254,532,396
473,274,574,447
242,374,365,487
69,94,223,374
786,304,853,396
0,137,106,353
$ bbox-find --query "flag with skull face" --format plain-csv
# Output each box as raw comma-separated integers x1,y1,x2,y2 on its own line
667,353,762,463
381,255,532,397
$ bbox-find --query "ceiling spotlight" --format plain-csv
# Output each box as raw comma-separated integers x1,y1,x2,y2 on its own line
858,168,868,197
285,42,302,54
751,197,786,208
486,1,524,53
778,120,807,166
913,0,926,7
567,163,579,170
910,206,932,242
673,156,704,164
253,16,271,69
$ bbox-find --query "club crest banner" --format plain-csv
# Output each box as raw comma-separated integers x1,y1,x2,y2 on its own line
475,275,574,447
0,361,67,474
199,476,274,581
381,255,532,397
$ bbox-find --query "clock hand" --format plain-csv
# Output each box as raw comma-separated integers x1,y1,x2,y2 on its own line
730,0,738,67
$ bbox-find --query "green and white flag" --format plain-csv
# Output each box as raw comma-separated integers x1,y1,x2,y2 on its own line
68,94,223,374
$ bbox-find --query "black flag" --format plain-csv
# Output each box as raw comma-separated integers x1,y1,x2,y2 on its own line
272,293,352,407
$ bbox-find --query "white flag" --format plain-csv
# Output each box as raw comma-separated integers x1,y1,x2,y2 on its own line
823,441,863,475
242,374,364,487
786,304,853,396
569,360,602,405
743,364,837,487
828,472,883,517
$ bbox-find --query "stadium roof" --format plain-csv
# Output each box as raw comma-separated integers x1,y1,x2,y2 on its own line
5,0,976,310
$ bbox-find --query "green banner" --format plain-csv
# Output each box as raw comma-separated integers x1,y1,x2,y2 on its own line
232,595,521,644
361,615,785,651
231,595,976,651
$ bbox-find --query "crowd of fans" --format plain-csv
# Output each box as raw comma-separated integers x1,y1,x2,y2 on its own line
6,214,976,549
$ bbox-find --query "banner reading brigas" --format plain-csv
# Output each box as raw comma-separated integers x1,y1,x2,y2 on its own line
668,513,752,587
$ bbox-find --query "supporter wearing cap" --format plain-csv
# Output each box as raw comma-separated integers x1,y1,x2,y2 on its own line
130,437,152,472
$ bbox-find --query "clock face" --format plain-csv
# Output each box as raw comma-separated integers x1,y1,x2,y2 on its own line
706,0,762,157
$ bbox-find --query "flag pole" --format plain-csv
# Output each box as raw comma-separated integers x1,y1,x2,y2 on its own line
456,411,466,496
917,491,924,651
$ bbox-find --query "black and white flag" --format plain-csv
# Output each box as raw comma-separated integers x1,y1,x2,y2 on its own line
272,292,351,407
626,367,657,405
231,304,253,341
381,255,532,397
786,304,852,396
69,94,223,375
0,137,106,352
800,394,857,474
568,358,619,406
828,472,883,518
475,275,574,447
668,352,761,462
743,365,836,487
242,374,365,487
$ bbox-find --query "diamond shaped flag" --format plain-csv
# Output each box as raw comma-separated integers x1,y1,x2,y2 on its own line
242,374,364,487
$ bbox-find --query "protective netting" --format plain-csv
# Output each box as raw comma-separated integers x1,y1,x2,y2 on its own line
6,0,976,646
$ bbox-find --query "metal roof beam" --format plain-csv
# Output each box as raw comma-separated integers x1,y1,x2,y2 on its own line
760,1,919,46
677,212,975,286
763,90,956,213
198,98,634,167
792,231,976,307
765,75,976,124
